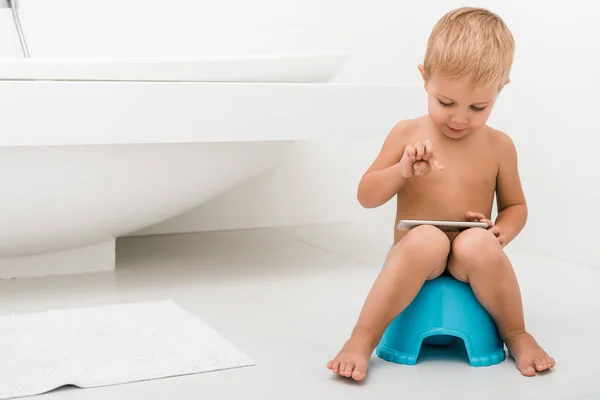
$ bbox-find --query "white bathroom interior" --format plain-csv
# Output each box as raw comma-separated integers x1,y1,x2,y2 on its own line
0,0,599,399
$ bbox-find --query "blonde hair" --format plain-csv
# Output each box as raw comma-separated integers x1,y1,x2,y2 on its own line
423,7,515,88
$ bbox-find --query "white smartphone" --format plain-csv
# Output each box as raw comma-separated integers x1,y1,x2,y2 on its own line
397,219,488,231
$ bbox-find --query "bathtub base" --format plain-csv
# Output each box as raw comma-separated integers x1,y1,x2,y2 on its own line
0,240,115,280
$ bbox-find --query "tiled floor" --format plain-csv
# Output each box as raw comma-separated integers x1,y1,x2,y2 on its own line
1,222,599,400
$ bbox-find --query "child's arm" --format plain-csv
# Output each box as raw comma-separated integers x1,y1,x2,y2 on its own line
494,134,528,246
357,122,408,208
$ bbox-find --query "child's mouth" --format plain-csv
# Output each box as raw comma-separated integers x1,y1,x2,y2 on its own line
446,125,466,133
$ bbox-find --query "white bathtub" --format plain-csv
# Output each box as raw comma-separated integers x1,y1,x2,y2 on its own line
0,53,412,279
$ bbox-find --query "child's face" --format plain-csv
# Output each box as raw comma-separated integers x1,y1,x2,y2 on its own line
420,68,502,139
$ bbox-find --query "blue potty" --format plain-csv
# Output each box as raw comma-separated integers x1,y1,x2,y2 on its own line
376,276,506,367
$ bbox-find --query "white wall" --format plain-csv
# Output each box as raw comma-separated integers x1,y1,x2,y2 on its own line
481,1,600,267
11,0,600,267
16,0,351,58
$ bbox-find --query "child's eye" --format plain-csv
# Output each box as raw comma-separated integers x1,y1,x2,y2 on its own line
438,99,453,107
470,105,487,112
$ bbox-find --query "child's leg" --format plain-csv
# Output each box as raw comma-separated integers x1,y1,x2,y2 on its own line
328,225,451,381
447,228,555,376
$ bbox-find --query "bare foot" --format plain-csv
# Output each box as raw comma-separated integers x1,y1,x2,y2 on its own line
327,331,376,381
505,332,555,376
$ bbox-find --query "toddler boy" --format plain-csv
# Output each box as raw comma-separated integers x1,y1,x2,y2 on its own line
327,7,555,380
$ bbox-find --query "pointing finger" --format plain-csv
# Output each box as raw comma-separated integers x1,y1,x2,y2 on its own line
423,140,444,170
430,154,444,171
424,139,434,158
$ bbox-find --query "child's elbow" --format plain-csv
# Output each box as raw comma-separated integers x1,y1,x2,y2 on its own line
521,203,528,223
357,190,380,209
357,173,386,208
358,198,378,209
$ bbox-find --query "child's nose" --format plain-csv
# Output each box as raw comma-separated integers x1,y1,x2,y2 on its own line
450,114,468,125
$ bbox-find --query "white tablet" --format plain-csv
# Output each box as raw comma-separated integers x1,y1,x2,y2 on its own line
397,219,488,231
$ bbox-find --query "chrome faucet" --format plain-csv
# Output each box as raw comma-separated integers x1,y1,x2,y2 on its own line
6,0,29,58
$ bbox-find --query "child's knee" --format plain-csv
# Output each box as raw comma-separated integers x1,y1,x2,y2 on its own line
386,225,450,274
450,228,503,271
405,225,450,254
448,228,504,282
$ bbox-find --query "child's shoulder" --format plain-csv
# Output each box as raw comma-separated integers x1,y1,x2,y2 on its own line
482,125,519,163
387,116,427,142
484,125,517,151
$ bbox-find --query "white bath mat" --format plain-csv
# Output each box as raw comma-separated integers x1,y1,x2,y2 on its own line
0,300,255,399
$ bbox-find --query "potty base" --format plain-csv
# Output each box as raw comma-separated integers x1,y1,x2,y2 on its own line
376,276,506,367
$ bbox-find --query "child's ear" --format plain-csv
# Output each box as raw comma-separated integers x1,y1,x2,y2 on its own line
418,64,428,89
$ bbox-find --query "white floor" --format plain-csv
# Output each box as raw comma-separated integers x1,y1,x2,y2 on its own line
1,222,599,400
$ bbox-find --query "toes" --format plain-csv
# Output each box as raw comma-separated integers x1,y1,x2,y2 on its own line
535,356,557,372
342,361,355,377
328,358,367,380
534,358,549,371
352,369,366,381
331,361,340,374
517,360,536,377
517,355,556,376
339,362,347,376
537,356,556,371
352,359,368,381
520,365,536,377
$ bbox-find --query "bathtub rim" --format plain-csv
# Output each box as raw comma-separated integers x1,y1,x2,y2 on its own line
0,51,347,82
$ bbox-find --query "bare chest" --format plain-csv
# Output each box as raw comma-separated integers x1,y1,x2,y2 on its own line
425,150,496,191
396,143,498,219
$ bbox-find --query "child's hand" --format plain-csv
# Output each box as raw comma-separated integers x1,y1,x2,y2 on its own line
398,139,444,178
466,211,507,247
